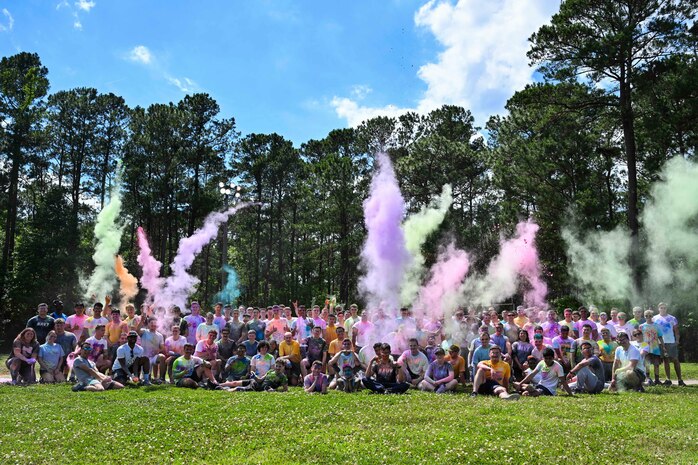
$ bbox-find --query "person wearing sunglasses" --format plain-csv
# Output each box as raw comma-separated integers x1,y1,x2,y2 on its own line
112,330,151,386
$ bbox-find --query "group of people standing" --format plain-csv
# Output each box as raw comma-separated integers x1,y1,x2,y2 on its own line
6,298,686,398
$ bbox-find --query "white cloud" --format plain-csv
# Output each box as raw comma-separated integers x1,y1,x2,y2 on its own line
331,97,411,128
0,8,14,32
73,17,82,30
331,0,558,127
128,45,153,65
56,1,70,10
75,0,96,12
350,85,373,100
166,76,199,93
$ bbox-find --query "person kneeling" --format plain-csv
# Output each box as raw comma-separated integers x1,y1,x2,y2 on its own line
471,346,519,400
419,348,457,394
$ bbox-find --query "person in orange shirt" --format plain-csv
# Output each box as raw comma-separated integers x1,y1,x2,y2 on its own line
444,344,467,386
328,327,352,356
471,345,520,400
325,313,338,345
105,308,128,359
278,332,301,385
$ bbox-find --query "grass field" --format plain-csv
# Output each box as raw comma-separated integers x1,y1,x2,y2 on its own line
0,383,697,465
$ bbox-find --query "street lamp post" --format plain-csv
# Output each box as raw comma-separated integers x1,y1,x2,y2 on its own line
219,182,241,286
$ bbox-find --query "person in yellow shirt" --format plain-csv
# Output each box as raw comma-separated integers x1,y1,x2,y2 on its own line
325,314,338,345
278,332,301,385
105,308,128,360
328,327,351,356
513,306,529,329
471,345,519,400
444,344,467,386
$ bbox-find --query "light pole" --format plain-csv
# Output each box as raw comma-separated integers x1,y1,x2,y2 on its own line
219,182,241,286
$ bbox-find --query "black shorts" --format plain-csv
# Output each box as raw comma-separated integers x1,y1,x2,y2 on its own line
478,379,501,395
534,385,554,396
176,370,202,387
113,365,137,383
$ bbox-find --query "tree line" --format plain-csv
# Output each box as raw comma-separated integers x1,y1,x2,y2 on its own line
1,1,696,353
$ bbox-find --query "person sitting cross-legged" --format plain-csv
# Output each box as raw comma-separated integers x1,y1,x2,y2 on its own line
112,331,151,386
418,348,457,394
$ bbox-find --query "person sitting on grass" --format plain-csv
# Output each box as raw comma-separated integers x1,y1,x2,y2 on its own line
515,347,573,397
220,344,252,389
398,338,429,389
470,345,519,400
72,342,124,392
250,341,275,378
419,348,457,394
610,332,645,392
304,360,329,394
512,329,533,380
235,360,288,392
7,328,39,385
328,338,361,392
53,319,77,380
597,328,618,381
138,317,167,384
38,330,65,383
566,342,605,394
362,343,410,394
173,343,219,389
112,330,151,386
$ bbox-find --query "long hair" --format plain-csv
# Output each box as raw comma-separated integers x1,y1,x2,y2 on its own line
15,328,37,345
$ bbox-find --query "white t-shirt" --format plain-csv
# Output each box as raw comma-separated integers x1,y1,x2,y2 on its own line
533,360,564,394
84,316,109,337
352,321,375,347
397,350,429,376
112,343,144,371
140,330,164,358
596,322,617,338
615,343,644,375
165,336,186,356
196,323,219,341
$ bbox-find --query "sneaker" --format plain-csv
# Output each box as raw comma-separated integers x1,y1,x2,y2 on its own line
636,385,646,393
140,379,152,387
647,379,654,386
71,383,86,392
678,380,686,387
663,380,672,386
152,378,164,385
503,393,520,401
470,392,478,398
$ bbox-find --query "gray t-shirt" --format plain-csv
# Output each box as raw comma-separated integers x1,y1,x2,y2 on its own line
226,320,245,342
586,355,605,384
73,356,96,384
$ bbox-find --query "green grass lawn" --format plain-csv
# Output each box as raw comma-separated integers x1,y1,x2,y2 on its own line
0,383,697,465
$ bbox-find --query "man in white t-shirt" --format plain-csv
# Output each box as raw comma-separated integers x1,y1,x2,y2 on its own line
610,332,645,392
196,313,220,342
397,338,429,388
138,318,166,383
84,324,110,372
517,347,573,396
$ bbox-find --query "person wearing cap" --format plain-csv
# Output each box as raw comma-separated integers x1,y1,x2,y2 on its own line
419,348,457,393
172,343,218,389
26,303,55,344
566,341,605,394
301,325,327,378
444,345,467,386
113,330,151,385
73,342,124,391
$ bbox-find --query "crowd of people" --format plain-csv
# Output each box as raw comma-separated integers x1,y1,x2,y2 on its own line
6,298,686,397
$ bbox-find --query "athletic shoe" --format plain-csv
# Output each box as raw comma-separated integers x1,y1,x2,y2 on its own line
663,380,672,386
469,392,478,398
678,380,686,387
140,379,152,387
152,378,164,385
503,393,520,401
647,379,654,386
636,385,646,393
71,383,86,392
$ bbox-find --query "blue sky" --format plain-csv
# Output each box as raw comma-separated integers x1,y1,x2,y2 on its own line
0,0,559,145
